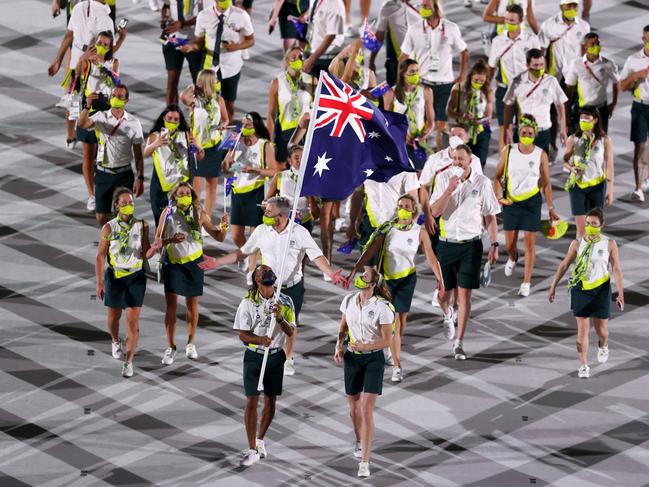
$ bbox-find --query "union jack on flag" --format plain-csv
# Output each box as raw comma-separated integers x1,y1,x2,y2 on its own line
300,72,412,201
314,72,374,143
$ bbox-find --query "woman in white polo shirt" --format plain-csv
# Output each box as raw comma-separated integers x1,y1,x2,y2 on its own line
494,114,558,297
346,194,444,383
334,266,395,478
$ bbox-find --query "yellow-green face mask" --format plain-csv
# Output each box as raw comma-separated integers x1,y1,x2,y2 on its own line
405,73,420,85
289,59,303,71
579,119,595,132
585,224,601,236
519,136,535,146
397,208,413,220
262,215,277,226
118,203,134,215
110,96,126,109
177,195,192,207
214,81,222,93
164,120,179,132
471,80,484,90
241,126,255,137
587,45,602,56
95,43,109,56
420,7,433,19
505,22,518,33
354,275,370,289
529,68,545,78
217,0,231,10
563,8,577,20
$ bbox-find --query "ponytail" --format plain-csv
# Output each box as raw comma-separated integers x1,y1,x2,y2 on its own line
367,267,392,302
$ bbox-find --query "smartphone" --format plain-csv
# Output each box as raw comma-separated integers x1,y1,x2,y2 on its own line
117,18,129,32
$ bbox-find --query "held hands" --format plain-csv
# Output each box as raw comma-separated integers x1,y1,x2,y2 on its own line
330,269,348,288
197,255,220,271
146,238,163,258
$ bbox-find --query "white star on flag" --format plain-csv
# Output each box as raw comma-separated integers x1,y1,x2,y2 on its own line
313,152,332,177
384,155,393,162
364,168,374,177
368,131,380,139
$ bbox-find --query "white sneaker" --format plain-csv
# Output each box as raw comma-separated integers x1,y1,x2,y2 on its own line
358,461,370,477
578,364,590,378
334,217,346,232
464,0,472,7
240,449,260,467
284,357,296,376
453,341,467,360
391,366,403,382
353,441,362,459
148,0,162,11
185,343,198,360
121,361,133,378
597,343,609,364
246,271,253,286
256,439,267,459
518,282,531,297
111,339,122,359
344,23,355,37
504,258,517,277
641,179,649,193
161,347,176,365
65,138,77,150
631,189,645,202
86,195,96,212
431,288,441,308
238,258,249,274
443,308,456,340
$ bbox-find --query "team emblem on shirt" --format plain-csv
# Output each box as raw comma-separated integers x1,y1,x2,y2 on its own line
471,189,479,197
529,160,535,167
407,238,413,246
598,249,604,256
368,310,375,319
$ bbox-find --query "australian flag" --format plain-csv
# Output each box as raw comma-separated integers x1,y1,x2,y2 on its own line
300,72,412,200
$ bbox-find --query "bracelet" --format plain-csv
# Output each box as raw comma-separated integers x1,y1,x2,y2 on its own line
491,242,499,247
137,175,144,180
218,223,229,232
547,205,554,211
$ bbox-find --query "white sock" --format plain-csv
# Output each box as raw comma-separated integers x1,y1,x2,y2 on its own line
454,339,462,348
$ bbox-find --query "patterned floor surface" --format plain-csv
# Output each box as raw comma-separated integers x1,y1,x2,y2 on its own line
1,0,649,486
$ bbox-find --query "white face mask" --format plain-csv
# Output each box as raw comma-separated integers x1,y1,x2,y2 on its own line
449,135,464,149
450,165,465,178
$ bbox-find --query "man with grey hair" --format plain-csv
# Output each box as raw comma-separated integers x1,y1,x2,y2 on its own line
200,196,346,375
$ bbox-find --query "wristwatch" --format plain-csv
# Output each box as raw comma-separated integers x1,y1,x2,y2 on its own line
490,242,499,247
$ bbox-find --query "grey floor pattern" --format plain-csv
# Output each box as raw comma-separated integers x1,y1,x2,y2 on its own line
2,0,649,486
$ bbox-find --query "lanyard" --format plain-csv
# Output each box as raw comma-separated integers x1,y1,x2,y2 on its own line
583,61,601,84
499,36,519,62
423,19,445,50
550,21,575,43
525,74,545,98
109,116,126,137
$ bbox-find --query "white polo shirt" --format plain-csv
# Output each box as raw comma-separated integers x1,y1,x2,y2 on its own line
233,292,296,349
619,48,649,103
564,54,619,107
430,168,500,241
419,148,483,190
363,171,420,228
340,293,395,346
488,29,541,87
92,110,144,169
195,5,254,79
503,72,568,130
307,0,345,57
240,223,324,286
538,14,590,81
401,18,467,84
67,0,114,67
375,0,420,56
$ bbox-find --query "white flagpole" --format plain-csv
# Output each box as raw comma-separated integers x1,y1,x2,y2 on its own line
257,70,326,391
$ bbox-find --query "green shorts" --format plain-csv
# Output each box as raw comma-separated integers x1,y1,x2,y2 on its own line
344,350,385,395
163,256,204,297
231,185,264,227
431,82,453,122
243,348,286,397
630,101,649,144
569,182,605,216
104,268,146,309
95,168,134,214
437,239,483,290
502,192,542,232
386,272,417,313
281,280,304,321
571,280,611,319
